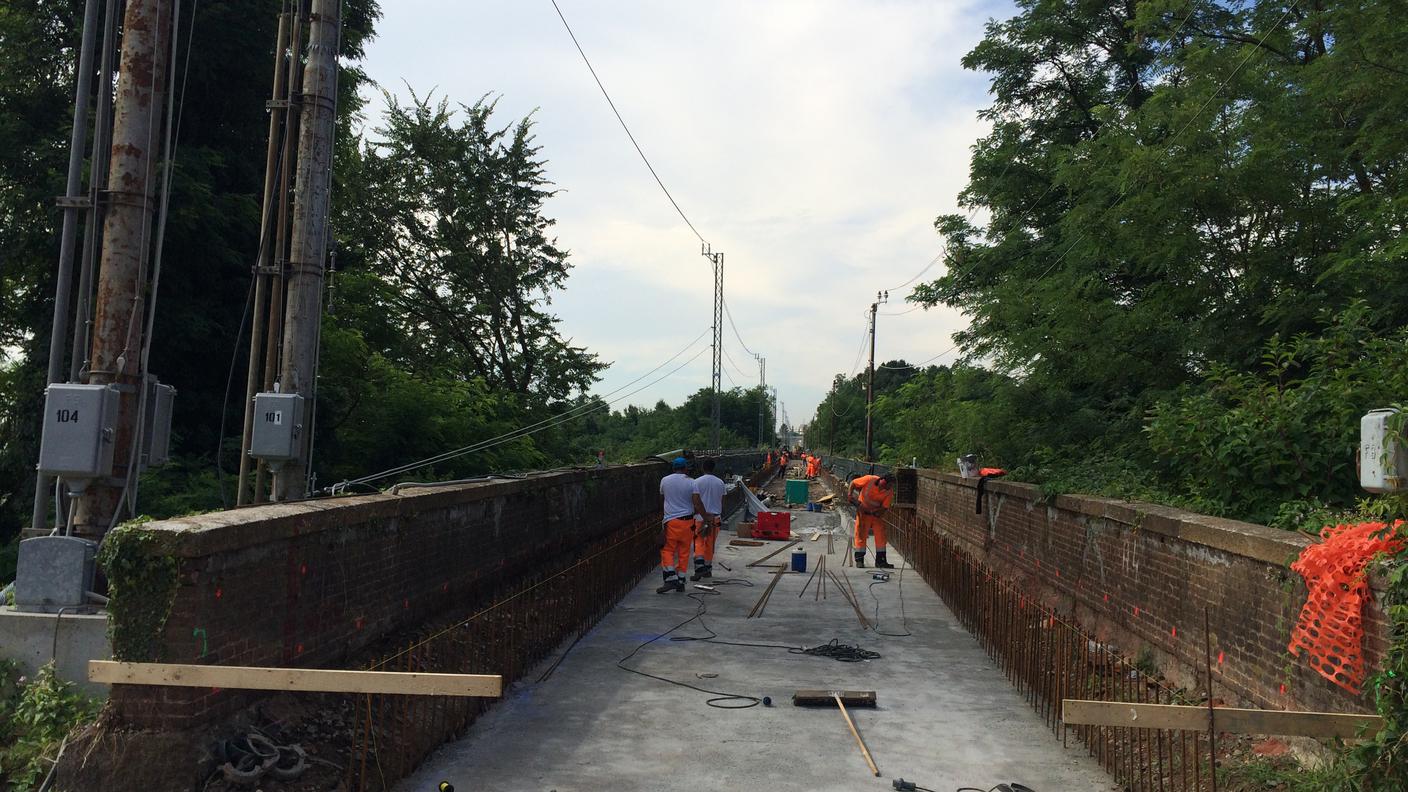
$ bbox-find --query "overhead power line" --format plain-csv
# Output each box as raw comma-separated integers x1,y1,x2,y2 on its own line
333,328,711,491
721,298,757,357
550,0,708,246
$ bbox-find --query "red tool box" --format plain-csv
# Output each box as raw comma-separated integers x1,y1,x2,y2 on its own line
754,511,791,540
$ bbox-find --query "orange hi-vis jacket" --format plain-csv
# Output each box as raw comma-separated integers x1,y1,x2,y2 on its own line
850,474,893,513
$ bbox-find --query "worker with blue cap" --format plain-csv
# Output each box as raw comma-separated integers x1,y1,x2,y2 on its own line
658,456,703,593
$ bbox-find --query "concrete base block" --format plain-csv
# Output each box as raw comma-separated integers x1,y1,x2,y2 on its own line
0,606,111,697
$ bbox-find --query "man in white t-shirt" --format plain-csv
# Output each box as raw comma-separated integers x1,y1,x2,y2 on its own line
658,457,703,594
692,458,728,581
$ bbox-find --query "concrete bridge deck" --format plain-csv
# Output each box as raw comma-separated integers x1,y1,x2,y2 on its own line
398,506,1114,792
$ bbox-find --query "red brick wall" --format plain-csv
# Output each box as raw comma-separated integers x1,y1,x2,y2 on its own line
106,462,670,729
828,464,1382,715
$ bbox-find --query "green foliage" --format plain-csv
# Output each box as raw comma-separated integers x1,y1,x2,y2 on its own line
97,518,179,663
0,661,99,791
1147,305,1408,525
575,386,775,463
0,537,16,587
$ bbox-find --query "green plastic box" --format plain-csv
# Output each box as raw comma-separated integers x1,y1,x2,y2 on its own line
785,478,810,505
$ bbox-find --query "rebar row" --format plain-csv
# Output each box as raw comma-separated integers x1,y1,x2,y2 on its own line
892,519,1213,792
344,516,660,791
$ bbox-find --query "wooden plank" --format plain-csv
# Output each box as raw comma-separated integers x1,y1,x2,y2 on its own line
90,661,502,698
1061,699,1383,739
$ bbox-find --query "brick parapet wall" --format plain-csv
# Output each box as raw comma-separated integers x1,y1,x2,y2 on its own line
825,461,1382,715
107,461,673,730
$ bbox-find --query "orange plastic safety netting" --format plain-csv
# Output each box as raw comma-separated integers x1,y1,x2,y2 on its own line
1287,520,1404,693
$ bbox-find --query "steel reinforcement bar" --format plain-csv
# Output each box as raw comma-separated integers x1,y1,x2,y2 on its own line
343,515,660,790
890,515,1215,792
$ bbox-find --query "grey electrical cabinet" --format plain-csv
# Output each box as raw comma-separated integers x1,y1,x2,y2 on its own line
141,380,176,469
37,383,120,481
250,392,305,461
13,536,98,613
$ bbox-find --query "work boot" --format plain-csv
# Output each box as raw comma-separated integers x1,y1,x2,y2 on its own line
854,550,866,568
657,571,679,594
691,564,713,582
875,551,895,569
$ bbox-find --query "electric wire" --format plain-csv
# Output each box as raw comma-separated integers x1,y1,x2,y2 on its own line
721,344,751,382
721,297,757,357
878,303,924,317
616,591,763,709
334,331,711,490
869,562,913,638
549,0,709,248
343,345,707,491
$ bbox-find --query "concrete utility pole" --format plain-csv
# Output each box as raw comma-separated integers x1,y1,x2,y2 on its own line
864,290,888,463
702,244,724,450
73,0,173,539
276,0,340,499
755,355,766,447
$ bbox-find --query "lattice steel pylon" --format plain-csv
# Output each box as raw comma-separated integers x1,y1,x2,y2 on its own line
702,244,724,449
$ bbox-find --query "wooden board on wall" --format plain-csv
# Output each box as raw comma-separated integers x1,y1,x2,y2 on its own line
1062,699,1383,740
90,661,502,697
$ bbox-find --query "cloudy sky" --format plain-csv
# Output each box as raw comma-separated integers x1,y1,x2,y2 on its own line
358,0,1011,432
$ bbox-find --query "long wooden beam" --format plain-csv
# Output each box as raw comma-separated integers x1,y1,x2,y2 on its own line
90,660,502,697
1062,699,1382,740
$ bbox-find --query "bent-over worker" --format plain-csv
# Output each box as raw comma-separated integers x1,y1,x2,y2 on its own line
848,472,895,569
658,457,703,593
692,458,727,581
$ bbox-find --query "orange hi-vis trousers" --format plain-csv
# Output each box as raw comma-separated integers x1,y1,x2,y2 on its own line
661,517,695,577
693,517,720,563
854,512,887,551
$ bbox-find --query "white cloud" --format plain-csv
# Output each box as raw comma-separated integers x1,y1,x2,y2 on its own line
358,0,1009,431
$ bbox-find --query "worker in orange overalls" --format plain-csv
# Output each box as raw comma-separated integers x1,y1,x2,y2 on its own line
848,472,895,569
658,457,703,593
806,455,819,479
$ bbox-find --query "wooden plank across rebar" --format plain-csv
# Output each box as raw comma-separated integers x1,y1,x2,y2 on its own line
1062,699,1383,740
90,660,503,697
747,539,800,567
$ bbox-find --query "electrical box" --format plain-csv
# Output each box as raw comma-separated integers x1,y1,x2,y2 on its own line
250,392,304,462
13,536,98,613
141,380,176,469
36,383,120,482
1360,409,1408,493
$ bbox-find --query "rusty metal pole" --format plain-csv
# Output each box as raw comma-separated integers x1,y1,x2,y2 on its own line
31,0,103,533
255,5,307,503
71,0,123,384
274,0,338,500
73,0,172,539
236,8,293,506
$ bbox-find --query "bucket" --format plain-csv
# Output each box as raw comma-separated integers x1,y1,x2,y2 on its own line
791,547,807,573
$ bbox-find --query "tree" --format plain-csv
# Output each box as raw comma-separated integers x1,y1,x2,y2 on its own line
901,0,1408,512
335,92,604,403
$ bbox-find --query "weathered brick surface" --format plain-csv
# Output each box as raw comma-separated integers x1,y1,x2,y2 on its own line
107,462,671,729
827,463,1382,715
